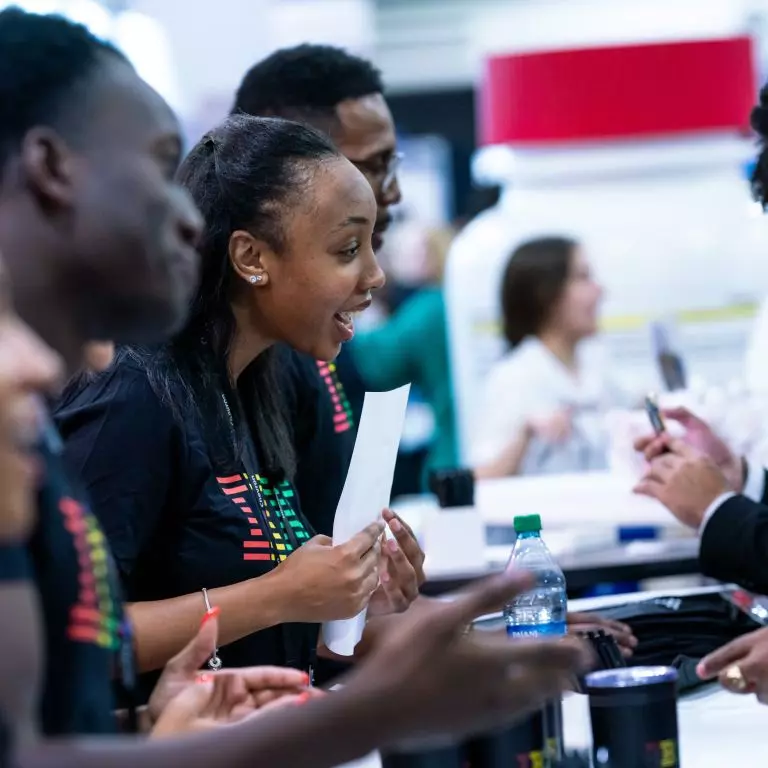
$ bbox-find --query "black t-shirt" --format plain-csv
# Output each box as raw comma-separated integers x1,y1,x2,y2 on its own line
0,545,31,760
55,358,316,701
0,715,8,768
0,545,31,582
281,347,357,537
13,418,127,736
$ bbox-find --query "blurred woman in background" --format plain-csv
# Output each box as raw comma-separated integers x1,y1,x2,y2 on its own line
349,226,458,483
473,236,627,478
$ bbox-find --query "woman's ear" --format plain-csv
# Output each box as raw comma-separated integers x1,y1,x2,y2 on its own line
228,230,271,286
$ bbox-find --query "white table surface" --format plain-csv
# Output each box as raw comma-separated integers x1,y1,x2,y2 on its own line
393,471,684,531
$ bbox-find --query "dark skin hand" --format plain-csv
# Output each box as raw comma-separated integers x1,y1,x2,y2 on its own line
698,627,768,702
15,572,591,768
356,596,637,661
368,509,425,616
567,612,637,658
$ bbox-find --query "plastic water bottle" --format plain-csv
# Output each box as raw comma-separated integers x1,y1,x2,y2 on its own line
504,513,567,637
505,514,567,766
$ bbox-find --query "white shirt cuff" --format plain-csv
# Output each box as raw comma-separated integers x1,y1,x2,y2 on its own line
699,491,737,535
742,459,766,503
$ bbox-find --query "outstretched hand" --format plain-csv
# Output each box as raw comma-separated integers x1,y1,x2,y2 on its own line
344,570,592,745
697,627,768,703
567,611,637,658
148,609,316,735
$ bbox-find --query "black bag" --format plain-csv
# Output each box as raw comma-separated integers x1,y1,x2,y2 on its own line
589,591,764,692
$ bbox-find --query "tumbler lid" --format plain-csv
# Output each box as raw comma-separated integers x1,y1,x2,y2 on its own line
585,666,678,689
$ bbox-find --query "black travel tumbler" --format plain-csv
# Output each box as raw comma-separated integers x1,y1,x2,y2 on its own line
464,708,546,767
543,698,564,764
585,666,679,768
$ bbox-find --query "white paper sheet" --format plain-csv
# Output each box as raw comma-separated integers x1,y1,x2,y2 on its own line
323,384,411,655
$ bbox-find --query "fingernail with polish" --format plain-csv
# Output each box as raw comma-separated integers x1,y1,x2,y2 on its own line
388,538,399,553
196,673,213,684
301,672,310,686
295,692,311,705
389,518,402,533
201,605,220,627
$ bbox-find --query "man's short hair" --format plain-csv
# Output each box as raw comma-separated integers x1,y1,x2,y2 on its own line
232,43,384,125
0,8,124,169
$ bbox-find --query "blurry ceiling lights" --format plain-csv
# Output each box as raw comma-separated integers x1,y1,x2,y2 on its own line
471,145,516,186
62,0,112,36
113,9,181,111
3,0,182,111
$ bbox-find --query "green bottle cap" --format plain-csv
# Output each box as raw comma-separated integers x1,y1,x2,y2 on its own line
513,514,542,534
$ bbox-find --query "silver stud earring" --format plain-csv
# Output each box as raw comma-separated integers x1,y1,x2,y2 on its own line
249,275,262,284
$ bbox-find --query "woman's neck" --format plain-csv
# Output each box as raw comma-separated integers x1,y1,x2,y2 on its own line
227,302,274,383
538,329,578,373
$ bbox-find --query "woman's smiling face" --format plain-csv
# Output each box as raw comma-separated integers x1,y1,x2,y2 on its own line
230,155,384,361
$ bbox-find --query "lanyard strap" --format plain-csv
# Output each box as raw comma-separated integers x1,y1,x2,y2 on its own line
220,393,301,550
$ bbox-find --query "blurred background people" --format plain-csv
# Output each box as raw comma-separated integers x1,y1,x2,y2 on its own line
472,236,629,478
349,225,458,484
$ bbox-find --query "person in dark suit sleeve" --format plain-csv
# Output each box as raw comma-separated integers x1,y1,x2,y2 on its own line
634,404,768,594
632,83,768,596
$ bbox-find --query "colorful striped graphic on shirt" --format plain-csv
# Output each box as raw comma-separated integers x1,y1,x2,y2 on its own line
316,359,354,434
60,496,121,650
217,473,310,562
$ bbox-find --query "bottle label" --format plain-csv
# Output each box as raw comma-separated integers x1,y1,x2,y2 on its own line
506,621,566,639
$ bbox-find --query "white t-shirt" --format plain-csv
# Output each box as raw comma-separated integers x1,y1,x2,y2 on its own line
471,337,629,475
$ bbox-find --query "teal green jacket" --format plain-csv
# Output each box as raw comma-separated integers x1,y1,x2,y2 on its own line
350,287,457,478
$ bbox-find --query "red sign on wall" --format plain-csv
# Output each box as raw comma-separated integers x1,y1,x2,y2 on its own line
480,37,757,146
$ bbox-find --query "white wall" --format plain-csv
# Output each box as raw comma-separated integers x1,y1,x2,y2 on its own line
128,0,768,114
131,0,374,124
375,0,768,92
130,0,272,118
